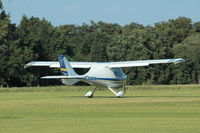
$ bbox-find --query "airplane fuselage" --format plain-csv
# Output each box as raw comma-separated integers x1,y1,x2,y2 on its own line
63,63,127,89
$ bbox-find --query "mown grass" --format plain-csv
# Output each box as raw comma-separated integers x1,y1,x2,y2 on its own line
0,84,199,92
0,85,200,133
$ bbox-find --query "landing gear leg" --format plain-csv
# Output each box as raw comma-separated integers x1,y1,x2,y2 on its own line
108,87,124,98
85,87,96,98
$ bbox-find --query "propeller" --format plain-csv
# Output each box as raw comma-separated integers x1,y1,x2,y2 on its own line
123,85,126,93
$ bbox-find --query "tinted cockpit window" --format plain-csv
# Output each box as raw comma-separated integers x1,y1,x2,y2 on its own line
112,68,123,77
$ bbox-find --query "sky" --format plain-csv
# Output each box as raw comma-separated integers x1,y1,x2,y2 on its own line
2,0,200,26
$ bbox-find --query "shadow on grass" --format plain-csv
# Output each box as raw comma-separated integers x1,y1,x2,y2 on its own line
124,95,200,98
0,116,21,119
64,95,200,99
63,96,117,99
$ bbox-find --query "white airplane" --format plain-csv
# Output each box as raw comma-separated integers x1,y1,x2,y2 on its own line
25,55,184,98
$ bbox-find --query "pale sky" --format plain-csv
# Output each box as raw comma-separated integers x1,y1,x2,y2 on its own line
3,0,200,26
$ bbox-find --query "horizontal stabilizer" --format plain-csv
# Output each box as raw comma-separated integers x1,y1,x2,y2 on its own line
61,79,80,85
41,75,84,79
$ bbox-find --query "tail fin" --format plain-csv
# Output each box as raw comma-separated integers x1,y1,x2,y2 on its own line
58,54,79,85
58,55,78,76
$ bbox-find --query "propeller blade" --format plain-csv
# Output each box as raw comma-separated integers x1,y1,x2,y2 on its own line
123,86,126,93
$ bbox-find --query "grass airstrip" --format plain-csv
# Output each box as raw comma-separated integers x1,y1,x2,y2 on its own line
0,85,200,133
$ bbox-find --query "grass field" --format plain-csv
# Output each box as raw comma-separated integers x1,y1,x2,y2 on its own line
0,85,200,133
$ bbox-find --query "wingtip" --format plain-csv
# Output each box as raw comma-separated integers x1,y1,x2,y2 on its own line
24,65,28,69
24,62,33,69
174,58,185,64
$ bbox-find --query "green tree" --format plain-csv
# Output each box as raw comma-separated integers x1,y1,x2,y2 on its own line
0,2,14,86
0,0,2,9
173,34,200,83
0,3,34,86
107,35,131,61
122,22,144,35
192,22,200,33
17,16,60,86
18,16,55,60
155,17,192,45
1,0,199,87
89,32,109,61
48,24,76,60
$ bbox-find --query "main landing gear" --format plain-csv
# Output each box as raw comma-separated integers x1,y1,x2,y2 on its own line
85,87,96,98
108,85,126,98
85,86,126,98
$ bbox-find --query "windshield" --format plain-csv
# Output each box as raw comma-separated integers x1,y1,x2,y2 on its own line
112,68,123,78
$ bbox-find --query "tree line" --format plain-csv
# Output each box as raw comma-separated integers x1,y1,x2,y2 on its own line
0,1,200,87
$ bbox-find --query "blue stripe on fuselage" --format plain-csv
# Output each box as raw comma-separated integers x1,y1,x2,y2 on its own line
95,78,126,81
84,76,126,84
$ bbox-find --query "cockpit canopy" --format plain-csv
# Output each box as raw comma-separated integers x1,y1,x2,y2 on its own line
111,68,124,78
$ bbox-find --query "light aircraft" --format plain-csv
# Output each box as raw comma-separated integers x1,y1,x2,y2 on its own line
25,55,184,98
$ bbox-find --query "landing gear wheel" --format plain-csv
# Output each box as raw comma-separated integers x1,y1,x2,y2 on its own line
85,91,93,98
108,87,125,98
87,94,93,98
116,91,124,98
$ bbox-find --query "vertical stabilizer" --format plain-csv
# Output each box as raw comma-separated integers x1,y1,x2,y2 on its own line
58,55,78,76
58,55,79,85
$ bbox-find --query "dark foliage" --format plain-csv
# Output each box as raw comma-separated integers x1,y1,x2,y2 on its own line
0,1,200,86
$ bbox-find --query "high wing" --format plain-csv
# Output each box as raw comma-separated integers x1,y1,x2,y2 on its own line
24,58,184,69
24,61,94,68
107,58,185,68
41,75,85,79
